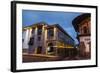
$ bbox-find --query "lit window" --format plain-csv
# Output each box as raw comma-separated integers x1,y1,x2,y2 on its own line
47,47,54,52
37,46,42,54
28,37,34,45
47,43,54,52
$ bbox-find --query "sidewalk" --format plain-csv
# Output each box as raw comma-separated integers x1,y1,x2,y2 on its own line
23,53,62,62
22,53,90,63
23,53,59,58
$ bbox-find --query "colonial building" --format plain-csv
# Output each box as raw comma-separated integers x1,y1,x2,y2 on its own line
22,22,75,57
72,13,91,58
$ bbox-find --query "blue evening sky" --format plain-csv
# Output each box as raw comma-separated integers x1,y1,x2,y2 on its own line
22,10,82,44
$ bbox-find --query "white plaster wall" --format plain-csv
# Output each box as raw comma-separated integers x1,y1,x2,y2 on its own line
80,36,90,52
22,29,32,49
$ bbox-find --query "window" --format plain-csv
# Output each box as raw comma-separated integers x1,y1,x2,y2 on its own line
38,36,41,41
48,29,54,37
38,27,42,35
37,46,42,54
83,26,88,34
31,28,35,34
48,47,54,52
58,31,66,42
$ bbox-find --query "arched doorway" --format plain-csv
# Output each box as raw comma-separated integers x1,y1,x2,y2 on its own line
37,46,42,54
47,43,54,55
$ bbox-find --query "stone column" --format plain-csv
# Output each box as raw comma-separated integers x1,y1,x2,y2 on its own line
34,27,38,54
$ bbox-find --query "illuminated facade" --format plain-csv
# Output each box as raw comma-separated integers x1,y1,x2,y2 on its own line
22,22,75,56
72,13,91,58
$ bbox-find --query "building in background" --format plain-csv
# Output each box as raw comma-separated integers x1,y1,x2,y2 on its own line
22,22,75,57
72,13,91,58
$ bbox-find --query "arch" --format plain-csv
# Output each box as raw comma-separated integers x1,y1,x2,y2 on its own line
48,43,53,47
47,43,54,53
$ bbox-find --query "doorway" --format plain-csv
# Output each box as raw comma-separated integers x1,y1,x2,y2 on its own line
47,43,54,55
37,46,42,54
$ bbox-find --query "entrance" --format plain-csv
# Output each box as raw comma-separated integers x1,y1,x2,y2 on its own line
47,43,54,55
37,46,42,54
